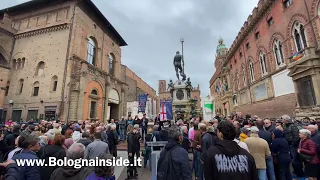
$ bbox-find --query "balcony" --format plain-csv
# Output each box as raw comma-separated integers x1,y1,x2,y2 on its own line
288,47,319,67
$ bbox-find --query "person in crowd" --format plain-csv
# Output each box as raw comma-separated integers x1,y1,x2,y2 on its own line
181,126,189,152
192,121,201,179
133,116,141,126
203,121,257,180
77,131,92,147
188,120,195,141
128,116,134,125
157,126,192,180
127,124,139,179
264,119,275,133
53,123,61,135
307,124,320,146
85,131,110,160
107,125,118,158
72,127,82,142
141,113,149,141
6,135,22,161
0,158,22,180
233,121,241,138
271,129,292,180
281,115,303,178
233,134,250,152
11,134,41,180
85,153,115,180
144,128,153,170
245,126,271,180
239,127,250,142
5,119,13,127
255,118,275,180
21,124,34,136
44,128,55,145
50,143,92,180
298,129,320,180
159,122,169,141
119,116,127,141
63,129,74,152
152,125,161,141
38,134,66,180
2,125,20,157
201,125,218,158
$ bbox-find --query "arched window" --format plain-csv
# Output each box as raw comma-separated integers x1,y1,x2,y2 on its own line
249,60,255,82
259,51,267,75
273,39,285,67
21,58,25,69
51,76,58,92
109,53,115,75
91,89,98,95
87,37,96,65
32,81,40,96
18,79,24,94
36,61,45,76
0,53,8,66
17,58,21,69
293,21,308,52
12,59,17,69
242,65,246,87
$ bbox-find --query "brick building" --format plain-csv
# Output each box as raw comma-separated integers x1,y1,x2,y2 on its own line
122,65,158,118
209,0,320,119
158,80,201,113
0,0,151,123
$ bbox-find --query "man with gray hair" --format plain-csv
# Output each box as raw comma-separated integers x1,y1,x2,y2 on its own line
281,114,303,177
157,126,192,180
85,132,110,160
50,143,92,180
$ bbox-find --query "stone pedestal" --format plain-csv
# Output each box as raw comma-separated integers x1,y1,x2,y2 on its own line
170,80,192,121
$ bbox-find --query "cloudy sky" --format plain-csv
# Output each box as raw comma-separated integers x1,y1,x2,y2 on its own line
0,0,259,96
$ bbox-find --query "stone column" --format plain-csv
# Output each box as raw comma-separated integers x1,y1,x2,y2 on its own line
103,78,110,123
293,80,300,107
312,73,320,105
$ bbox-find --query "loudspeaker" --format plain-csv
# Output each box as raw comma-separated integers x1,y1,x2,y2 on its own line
0,108,3,123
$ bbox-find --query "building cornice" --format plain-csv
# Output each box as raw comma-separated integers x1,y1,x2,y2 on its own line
15,23,70,39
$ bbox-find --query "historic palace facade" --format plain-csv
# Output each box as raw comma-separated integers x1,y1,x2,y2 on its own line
0,0,130,122
209,0,320,119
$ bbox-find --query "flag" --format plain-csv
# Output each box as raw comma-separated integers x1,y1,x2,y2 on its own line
292,51,303,61
165,100,173,120
138,94,148,113
159,100,173,121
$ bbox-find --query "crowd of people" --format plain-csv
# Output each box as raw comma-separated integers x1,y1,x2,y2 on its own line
0,112,319,180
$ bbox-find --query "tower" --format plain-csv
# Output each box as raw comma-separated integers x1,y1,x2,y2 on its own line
214,37,228,69
158,80,166,93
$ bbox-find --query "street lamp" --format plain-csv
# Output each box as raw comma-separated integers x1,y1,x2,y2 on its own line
180,38,185,75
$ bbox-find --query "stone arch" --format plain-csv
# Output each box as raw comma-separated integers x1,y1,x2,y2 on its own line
35,61,45,76
268,32,286,54
286,14,309,53
87,36,98,66
109,88,120,104
83,80,104,120
311,0,320,45
269,32,287,68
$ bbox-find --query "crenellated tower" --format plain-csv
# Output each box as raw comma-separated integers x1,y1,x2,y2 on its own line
214,37,228,69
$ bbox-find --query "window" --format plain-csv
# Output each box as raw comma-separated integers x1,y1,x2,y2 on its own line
109,53,115,75
273,39,285,67
259,51,267,75
12,59,17,69
32,81,39,96
5,81,9,96
246,42,250,50
283,0,293,9
18,79,24,94
90,101,97,119
293,21,308,52
51,76,58,92
267,17,274,26
87,37,96,65
255,32,260,40
21,58,25,69
91,89,98,95
36,61,45,76
249,60,255,82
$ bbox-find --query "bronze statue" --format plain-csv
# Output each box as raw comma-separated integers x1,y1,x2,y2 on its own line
168,79,174,98
173,51,186,81
185,77,192,99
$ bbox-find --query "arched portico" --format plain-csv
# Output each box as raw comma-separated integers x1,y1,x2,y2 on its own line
107,88,120,120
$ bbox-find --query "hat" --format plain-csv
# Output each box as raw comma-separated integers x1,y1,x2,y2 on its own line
163,121,170,127
250,126,259,133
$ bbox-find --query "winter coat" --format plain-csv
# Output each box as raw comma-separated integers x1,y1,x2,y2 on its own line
4,163,22,180
203,140,258,180
265,125,276,133
181,133,189,152
284,123,300,147
258,128,272,147
239,133,248,142
299,138,320,164
38,144,66,180
271,129,291,164
50,166,92,180
157,139,192,180
11,150,41,180
245,134,271,169
127,132,139,153
159,128,169,141
77,138,92,147
201,132,218,156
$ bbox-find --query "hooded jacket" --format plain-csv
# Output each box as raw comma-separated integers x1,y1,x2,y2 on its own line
157,139,192,180
270,129,291,164
50,166,92,180
203,140,258,180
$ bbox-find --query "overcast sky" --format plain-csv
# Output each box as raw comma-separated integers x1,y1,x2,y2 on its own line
1,0,259,97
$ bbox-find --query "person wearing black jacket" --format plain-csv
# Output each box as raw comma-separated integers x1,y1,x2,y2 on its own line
2,125,20,157
0,159,22,180
106,125,118,158
127,124,139,179
281,115,303,177
203,121,258,180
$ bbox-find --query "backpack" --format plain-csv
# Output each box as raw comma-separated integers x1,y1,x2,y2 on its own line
157,146,179,180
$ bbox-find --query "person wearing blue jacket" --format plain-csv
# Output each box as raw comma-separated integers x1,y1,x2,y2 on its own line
271,129,292,180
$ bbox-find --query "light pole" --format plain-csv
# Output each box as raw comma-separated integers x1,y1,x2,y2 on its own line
180,38,184,74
